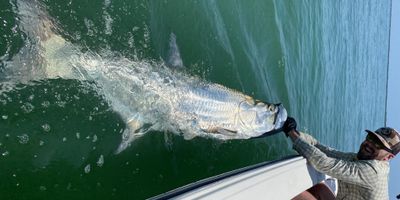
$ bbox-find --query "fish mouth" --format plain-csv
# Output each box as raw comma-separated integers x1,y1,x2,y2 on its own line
274,104,287,129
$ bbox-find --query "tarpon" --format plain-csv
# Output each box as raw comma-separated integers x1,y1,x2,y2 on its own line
3,0,287,153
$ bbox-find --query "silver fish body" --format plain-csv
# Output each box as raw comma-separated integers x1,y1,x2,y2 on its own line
79,57,287,154
9,0,288,153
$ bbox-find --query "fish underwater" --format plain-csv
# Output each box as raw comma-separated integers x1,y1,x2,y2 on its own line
2,0,287,154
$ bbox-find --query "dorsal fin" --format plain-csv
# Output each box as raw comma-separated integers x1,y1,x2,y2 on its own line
167,33,184,68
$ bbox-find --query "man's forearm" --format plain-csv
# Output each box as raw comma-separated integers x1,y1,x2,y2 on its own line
288,129,300,142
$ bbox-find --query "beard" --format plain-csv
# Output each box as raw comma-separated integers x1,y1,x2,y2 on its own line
357,150,375,160
357,143,378,160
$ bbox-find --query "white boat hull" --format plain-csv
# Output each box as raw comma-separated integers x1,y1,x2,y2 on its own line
151,156,326,200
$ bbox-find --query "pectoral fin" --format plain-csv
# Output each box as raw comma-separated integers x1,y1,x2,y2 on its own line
115,118,145,154
216,128,237,136
115,130,145,154
203,127,237,136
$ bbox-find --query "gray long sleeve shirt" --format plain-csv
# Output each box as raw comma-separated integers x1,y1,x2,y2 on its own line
293,132,389,200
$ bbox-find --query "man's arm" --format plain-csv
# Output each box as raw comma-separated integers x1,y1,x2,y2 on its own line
297,131,356,160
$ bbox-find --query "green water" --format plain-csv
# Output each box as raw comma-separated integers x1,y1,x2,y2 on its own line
0,0,391,199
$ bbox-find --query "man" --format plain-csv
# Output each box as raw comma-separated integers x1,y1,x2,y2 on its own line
282,117,400,200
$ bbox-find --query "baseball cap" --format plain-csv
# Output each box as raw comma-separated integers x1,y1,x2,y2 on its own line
365,127,400,155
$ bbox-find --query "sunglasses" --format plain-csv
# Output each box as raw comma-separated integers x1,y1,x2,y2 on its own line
366,134,393,153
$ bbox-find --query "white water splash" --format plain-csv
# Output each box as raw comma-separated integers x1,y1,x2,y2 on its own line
42,124,51,132
21,102,34,113
103,0,113,35
92,134,98,143
84,164,91,173
17,134,29,144
96,155,104,167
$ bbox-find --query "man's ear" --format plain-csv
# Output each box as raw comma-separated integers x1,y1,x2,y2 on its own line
383,153,394,161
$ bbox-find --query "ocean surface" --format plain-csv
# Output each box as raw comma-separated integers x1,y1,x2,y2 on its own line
0,0,391,199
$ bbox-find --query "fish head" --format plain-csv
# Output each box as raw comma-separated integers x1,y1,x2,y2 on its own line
250,101,287,135
273,103,287,129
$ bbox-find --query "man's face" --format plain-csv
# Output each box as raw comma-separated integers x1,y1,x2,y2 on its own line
357,134,393,161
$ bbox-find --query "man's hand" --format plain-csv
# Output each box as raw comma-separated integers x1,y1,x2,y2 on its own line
283,117,300,141
283,117,297,134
